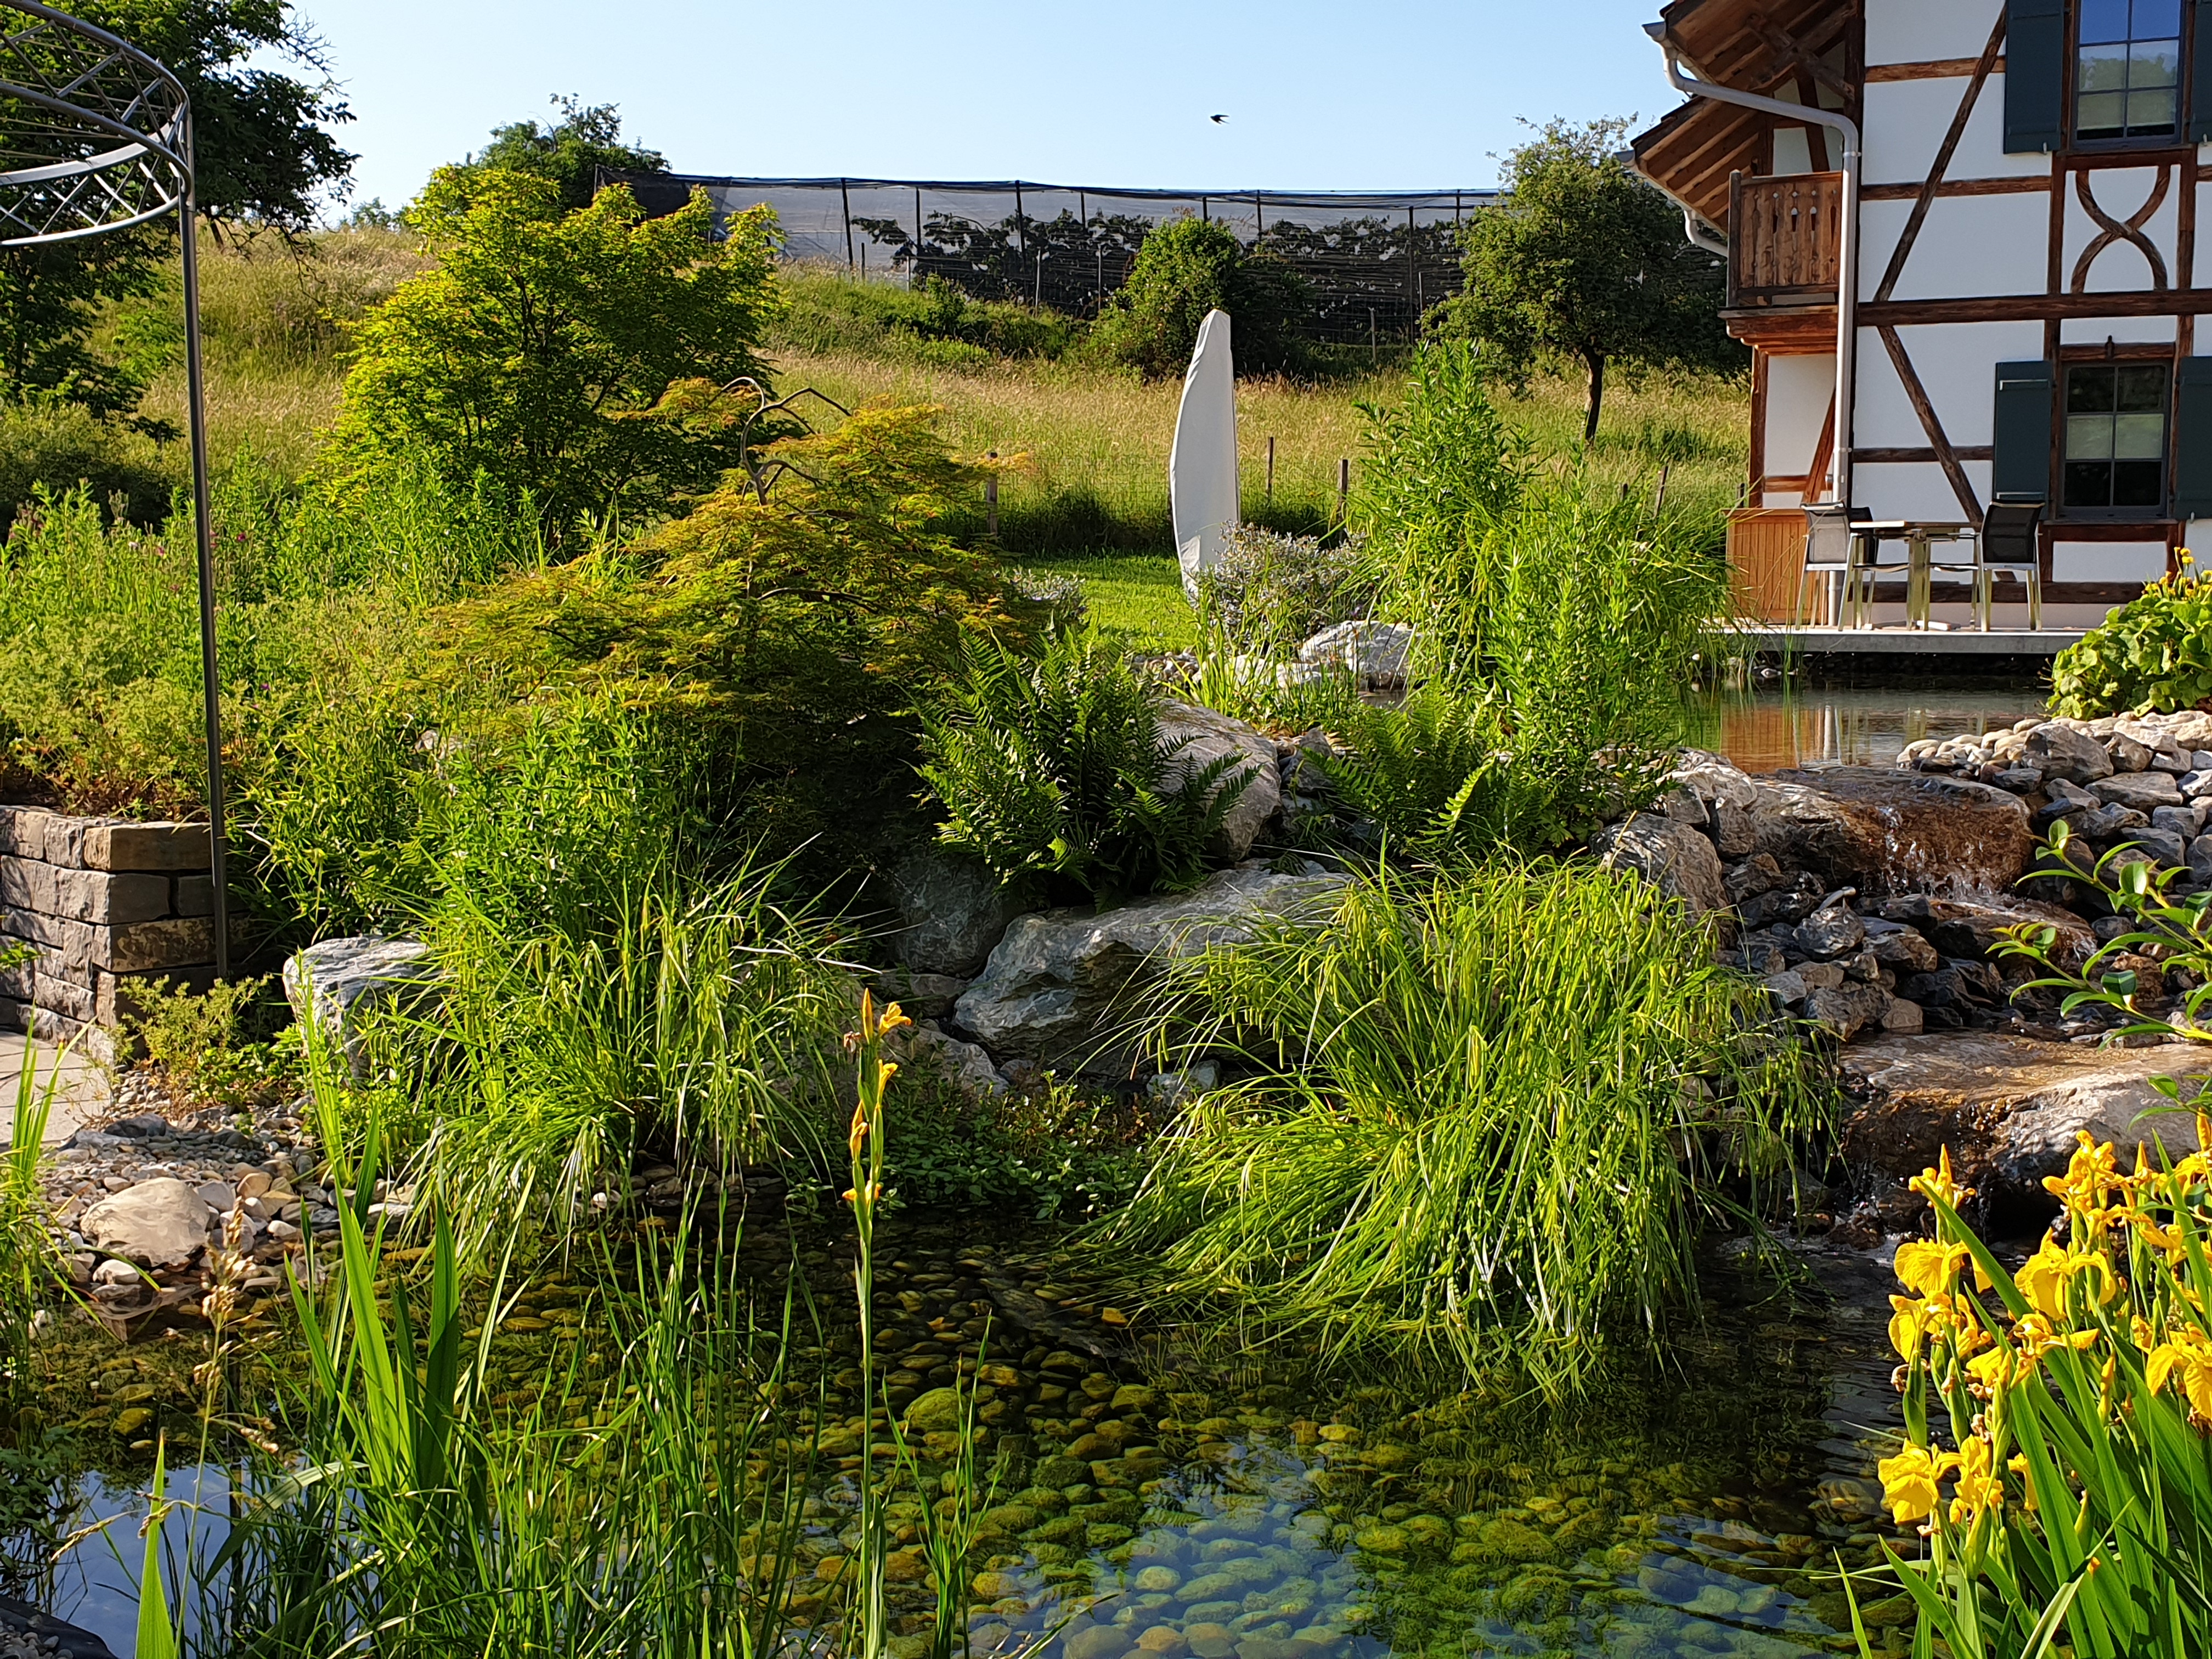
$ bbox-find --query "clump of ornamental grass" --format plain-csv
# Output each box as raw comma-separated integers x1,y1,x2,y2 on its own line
1098,858,1830,1392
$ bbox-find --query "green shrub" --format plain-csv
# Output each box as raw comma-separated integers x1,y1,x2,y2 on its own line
0,402,176,523
1351,340,1533,556
1089,218,1311,378
773,269,1079,364
918,631,1258,907
116,974,291,1109
2048,568,2212,716
328,168,782,538
1316,682,1560,855
1194,524,1372,657
1101,859,1829,1390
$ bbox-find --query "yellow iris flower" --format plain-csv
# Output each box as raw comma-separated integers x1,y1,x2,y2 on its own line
1912,1147,1972,1212
2148,1331,2212,1419
1895,1239,1987,1300
2016,1237,2118,1323
1879,1443,1959,1526
2044,1133,2123,1220
1949,1435,2004,1525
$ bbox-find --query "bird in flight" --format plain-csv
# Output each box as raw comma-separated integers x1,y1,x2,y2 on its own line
1210,114,1227,123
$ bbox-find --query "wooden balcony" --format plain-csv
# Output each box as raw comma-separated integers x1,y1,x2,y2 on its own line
1729,171,1842,308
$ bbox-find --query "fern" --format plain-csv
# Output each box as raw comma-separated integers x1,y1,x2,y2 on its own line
919,634,1258,906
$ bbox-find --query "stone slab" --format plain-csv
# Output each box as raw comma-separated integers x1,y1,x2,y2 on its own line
0,860,171,925
84,820,211,874
0,1028,109,1144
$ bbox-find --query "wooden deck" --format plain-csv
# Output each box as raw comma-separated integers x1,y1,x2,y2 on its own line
1735,625,2087,657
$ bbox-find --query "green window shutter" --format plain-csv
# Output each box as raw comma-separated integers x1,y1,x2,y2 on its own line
2193,0,2212,142
2005,0,2067,154
2172,359,2212,520
1992,360,2056,502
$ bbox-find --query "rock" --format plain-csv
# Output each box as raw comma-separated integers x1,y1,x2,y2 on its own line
1994,1072,2211,1205
1590,815,1728,916
1901,960,2007,1020
1158,702,1281,859
2106,732,2154,772
2123,827,2190,866
1876,894,2094,967
2089,771,2183,810
1792,904,1866,961
1739,873,1826,929
193,1180,236,1212
905,1387,964,1434
281,935,436,1074
897,1023,1008,1099
889,847,1020,977
1750,770,2034,896
1146,1064,1220,1109
1991,766,2045,793
2154,804,2205,837
1667,749,1759,814
1654,785,1708,828
1724,853,1786,904
2182,770,2212,800
1797,961,1846,991
1297,620,1413,689
1882,997,1925,1035
78,1177,210,1267
1865,924,1940,975
954,866,1346,1073
2024,722,2114,784
869,969,969,1022
1762,970,1807,1006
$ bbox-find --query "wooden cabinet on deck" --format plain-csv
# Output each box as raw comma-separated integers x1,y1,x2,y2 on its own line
1726,507,1807,624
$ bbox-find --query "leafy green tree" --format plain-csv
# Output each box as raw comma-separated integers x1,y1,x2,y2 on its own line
1437,119,1739,442
467,97,668,211
328,168,780,537
1091,217,1311,377
0,0,354,420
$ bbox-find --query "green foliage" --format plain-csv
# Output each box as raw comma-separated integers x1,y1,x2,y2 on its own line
329,169,781,537
66,0,355,233
116,974,291,1109
1090,218,1311,378
0,400,177,521
774,269,1078,368
1,1045,65,1418
1101,859,1830,1391
1351,338,1534,547
2047,569,2212,716
1435,119,1741,441
465,96,667,211
918,631,1257,907
885,1073,1148,1221
1317,682,1560,856
1193,524,1372,658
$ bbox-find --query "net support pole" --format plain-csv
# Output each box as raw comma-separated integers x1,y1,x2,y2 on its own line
177,113,228,980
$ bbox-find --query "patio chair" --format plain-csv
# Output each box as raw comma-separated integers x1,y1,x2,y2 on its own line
1797,504,1877,628
1973,499,2044,630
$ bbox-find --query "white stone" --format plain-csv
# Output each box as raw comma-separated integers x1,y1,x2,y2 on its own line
1157,702,1282,860
78,1177,210,1267
1296,621,1414,688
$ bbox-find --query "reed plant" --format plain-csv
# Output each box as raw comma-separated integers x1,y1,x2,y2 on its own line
1,1035,64,1415
1101,859,1829,1391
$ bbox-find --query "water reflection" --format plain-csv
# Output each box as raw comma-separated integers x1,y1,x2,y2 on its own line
1685,687,2051,774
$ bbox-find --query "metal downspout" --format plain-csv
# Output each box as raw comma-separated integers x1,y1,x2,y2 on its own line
1645,24,1862,506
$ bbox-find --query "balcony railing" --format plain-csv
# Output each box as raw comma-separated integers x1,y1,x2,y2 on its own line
1729,171,1843,307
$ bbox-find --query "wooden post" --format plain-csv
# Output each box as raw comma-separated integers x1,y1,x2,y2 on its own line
1338,458,1351,522
1655,464,1672,513
1369,309,1377,358
1266,437,1276,500
986,452,999,537
841,178,855,272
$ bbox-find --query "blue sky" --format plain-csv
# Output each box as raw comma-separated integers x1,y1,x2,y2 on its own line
292,0,1680,215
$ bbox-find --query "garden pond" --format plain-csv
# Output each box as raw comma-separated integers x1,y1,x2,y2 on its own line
11,1218,1922,1658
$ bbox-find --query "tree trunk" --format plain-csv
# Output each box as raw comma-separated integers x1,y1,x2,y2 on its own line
1583,352,1607,445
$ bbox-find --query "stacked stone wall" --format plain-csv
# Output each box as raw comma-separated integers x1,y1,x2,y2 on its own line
0,805,218,1057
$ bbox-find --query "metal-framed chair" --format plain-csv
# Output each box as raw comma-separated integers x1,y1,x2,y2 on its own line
1973,498,2044,630
1797,503,1876,627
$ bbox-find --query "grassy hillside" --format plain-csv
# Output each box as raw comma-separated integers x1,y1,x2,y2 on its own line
75,240,1750,617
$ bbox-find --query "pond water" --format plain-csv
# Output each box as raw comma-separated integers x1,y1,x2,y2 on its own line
1685,687,2051,775
11,1222,1918,1659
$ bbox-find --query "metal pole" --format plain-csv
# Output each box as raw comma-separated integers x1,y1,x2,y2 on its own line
913,187,923,289
1013,180,1025,297
1406,205,1417,339
840,178,855,272
178,127,228,981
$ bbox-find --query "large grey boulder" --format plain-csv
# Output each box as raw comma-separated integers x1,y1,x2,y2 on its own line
1664,750,1762,856
1748,769,2034,896
1590,814,1729,916
2089,771,2183,810
1158,702,1280,859
282,936,436,1074
80,1177,210,1267
889,848,1020,977
953,866,1346,1075
1993,1072,2207,1205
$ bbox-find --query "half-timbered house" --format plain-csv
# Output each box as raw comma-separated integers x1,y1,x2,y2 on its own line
1633,0,2212,628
